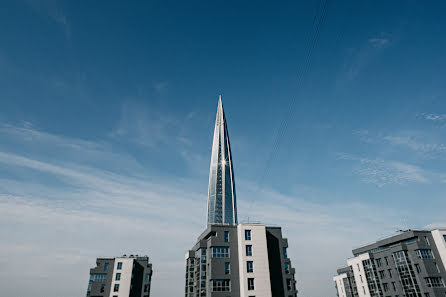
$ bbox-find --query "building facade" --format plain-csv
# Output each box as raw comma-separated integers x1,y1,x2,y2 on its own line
334,229,446,297
86,255,153,297
185,96,298,297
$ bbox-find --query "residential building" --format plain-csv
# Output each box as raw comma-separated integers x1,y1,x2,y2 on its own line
86,255,153,297
185,96,298,297
333,229,446,297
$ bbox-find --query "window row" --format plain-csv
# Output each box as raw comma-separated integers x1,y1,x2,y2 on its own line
90,273,107,282
212,247,230,258
211,279,231,292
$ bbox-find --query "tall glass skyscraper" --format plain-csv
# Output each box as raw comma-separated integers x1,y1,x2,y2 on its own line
207,96,237,225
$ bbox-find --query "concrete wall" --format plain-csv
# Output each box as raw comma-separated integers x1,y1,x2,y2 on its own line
237,224,272,297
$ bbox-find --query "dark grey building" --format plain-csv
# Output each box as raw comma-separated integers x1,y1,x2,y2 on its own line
334,229,446,297
185,96,298,297
86,255,153,297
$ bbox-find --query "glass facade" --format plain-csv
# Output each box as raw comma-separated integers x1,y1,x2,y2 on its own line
207,97,237,225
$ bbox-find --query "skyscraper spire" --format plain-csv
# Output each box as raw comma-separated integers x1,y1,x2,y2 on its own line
207,95,237,225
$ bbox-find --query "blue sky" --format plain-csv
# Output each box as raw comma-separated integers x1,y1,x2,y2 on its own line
1,1,446,296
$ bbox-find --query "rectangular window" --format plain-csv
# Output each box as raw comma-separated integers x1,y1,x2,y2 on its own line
425,277,445,288
225,262,230,274
383,283,389,292
212,247,230,258
145,273,150,281
100,284,105,293
283,247,288,258
435,262,441,273
115,273,121,281
376,258,382,267
286,279,292,291
360,274,363,283
384,256,389,265
416,249,434,259
425,236,430,246
144,284,149,292
425,293,430,297
379,270,385,279
247,261,254,273
443,235,446,242
415,264,421,273
392,282,396,291
246,245,253,256
211,279,231,292
117,262,122,270
388,269,392,278
248,278,255,290
114,284,119,292
284,262,290,274
224,231,229,242
245,230,251,240
104,263,109,271
90,273,107,282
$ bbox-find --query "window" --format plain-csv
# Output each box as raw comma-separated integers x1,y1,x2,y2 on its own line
247,261,254,273
284,262,290,274
246,245,253,256
435,262,441,273
357,263,360,271
90,273,107,282
388,269,392,278
144,284,149,292
245,230,251,240
376,258,382,267
384,256,389,265
100,284,105,293
383,283,389,292
283,247,288,258
379,270,385,278
211,279,231,292
415,263,421,273
248,278,255,290
145,273,150,281
443,235,446,242
425,277,445,288
117,262,122,270
360,274,363,283
212,247,230,258
416,249,434,259
104,263,109,271
224,231,229,242
225,262,230,274
424,236,430,246
424,293,430,297
362,286,366,294
114,284,119,292
392,282,396,291
115,273,121,281
286,279,292,291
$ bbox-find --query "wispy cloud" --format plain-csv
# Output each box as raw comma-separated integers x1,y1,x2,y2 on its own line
339,153,428,187
153,81,169,93
109,100,180,147
356,129,446,159
368,37,389,48
337,35,391,85
26,0,71,40
419,113,446,122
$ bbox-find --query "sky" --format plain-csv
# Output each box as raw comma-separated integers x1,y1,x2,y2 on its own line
1,0,446,296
